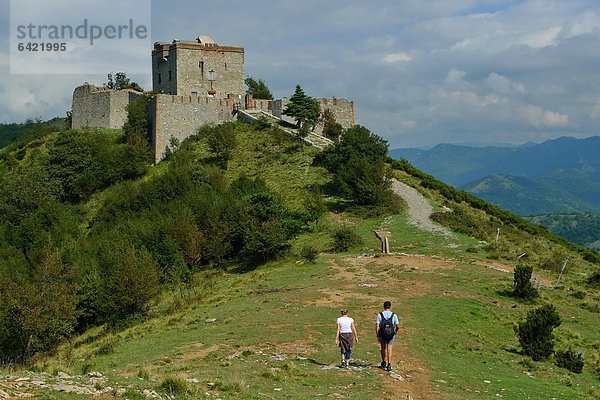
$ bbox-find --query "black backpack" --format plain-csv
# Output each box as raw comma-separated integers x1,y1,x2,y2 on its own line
379,312,396,341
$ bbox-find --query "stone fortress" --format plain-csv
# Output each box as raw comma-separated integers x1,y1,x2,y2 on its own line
71,36,356,163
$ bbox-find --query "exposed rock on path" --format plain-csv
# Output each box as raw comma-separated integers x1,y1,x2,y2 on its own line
391,179,453,237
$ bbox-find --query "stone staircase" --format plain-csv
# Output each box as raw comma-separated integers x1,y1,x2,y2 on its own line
236,109,334,149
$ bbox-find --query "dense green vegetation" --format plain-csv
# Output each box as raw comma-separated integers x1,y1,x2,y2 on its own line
316,125,397,209
461,174,600,215
0,118,66,151
0,121,328,363
526,213,600,251
3,116,600,399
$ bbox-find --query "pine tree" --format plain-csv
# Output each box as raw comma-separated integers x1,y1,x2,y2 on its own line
283,85,320,128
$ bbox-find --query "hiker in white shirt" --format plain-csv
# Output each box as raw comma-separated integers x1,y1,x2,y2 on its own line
335,309,358,368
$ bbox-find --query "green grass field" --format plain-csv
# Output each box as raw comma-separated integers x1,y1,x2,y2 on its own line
3,123,600,399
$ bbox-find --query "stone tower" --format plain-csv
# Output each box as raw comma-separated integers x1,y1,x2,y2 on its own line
152,36,245,102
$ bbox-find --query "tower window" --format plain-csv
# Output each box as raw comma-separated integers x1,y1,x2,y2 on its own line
158,73,162,84
168,70,172,81
199,61,204,76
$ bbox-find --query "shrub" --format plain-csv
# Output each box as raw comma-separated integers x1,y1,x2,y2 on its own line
513,264,538,300
555,349,584,373
516,304,561,361
331,225,363,252
160,376,187,394
587,271,600,288
300,244,319,263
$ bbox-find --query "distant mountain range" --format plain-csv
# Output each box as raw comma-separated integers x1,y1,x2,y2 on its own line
390,136,600,249
390,136,600,215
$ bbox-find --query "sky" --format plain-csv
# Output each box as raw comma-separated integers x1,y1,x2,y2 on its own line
1,0,599,148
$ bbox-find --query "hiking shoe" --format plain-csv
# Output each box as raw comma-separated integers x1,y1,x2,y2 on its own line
345,362,350,368
386,363,392,372
380,361,387,369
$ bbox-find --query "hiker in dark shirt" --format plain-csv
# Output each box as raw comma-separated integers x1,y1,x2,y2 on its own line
376,300,400,371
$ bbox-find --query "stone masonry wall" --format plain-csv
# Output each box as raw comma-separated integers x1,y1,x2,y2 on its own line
148,94,236,163
245,94,272,113
152,41,245,101
272,97,355,130
71,84,142,129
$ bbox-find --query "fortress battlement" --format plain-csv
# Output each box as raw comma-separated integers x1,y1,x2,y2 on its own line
71,35,356,163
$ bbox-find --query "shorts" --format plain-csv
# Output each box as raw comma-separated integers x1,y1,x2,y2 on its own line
379,335,395,345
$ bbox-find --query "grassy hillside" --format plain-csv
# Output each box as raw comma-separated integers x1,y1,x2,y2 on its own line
2,123,600,400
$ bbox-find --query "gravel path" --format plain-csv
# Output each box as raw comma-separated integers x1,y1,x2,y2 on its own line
391,179,453,237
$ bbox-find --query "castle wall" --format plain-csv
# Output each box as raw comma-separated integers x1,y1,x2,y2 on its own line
152,42,178,95
71,84,142,130
272,97,355,130
245,95,272,113
152,41,245,100
149,94,235,163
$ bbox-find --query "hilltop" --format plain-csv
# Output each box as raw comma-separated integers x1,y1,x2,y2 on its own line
1,122,600,399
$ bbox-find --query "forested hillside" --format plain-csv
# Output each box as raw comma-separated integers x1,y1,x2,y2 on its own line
2,119,600,399
525,213,600,251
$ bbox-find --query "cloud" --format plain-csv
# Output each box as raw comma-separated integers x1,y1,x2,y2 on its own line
485,73,525,94
522,105,569,128
519,26,563,48
0,0,599,148
381,52,412,63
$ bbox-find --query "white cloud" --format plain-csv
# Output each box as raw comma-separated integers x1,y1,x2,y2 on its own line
1,0,599,148
519,26,563,48
522,105,569,128
485,73,525,94
381,52,412,63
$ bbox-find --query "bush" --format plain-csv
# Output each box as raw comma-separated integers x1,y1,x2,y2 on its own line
587,271,600,288
315,125,392,206
331,225,363,252
513,264,539,300
555,349,584,373
300,244,319,263
516,304,561,361
160,376,187,394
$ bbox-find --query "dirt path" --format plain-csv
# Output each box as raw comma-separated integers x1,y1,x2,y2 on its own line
323,256,442,400
391,179,453,237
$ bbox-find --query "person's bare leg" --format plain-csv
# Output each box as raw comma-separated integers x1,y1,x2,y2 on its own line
380,343,386,365
386,344,393,365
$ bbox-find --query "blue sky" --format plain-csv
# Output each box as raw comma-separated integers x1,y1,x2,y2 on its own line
1,0,599,148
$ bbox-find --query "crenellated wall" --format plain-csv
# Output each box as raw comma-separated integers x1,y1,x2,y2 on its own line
272,97,355,131
148,94,236,163
71,36,358,164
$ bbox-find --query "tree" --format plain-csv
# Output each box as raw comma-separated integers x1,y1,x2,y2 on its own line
208,125,237,168
123,94,152,149
245,77,273,100
283,85,320,128
105,72,143,92
513,264,538,300
321,109,343,141
315,125,393,206
0,247,79,362
516,304,561,360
